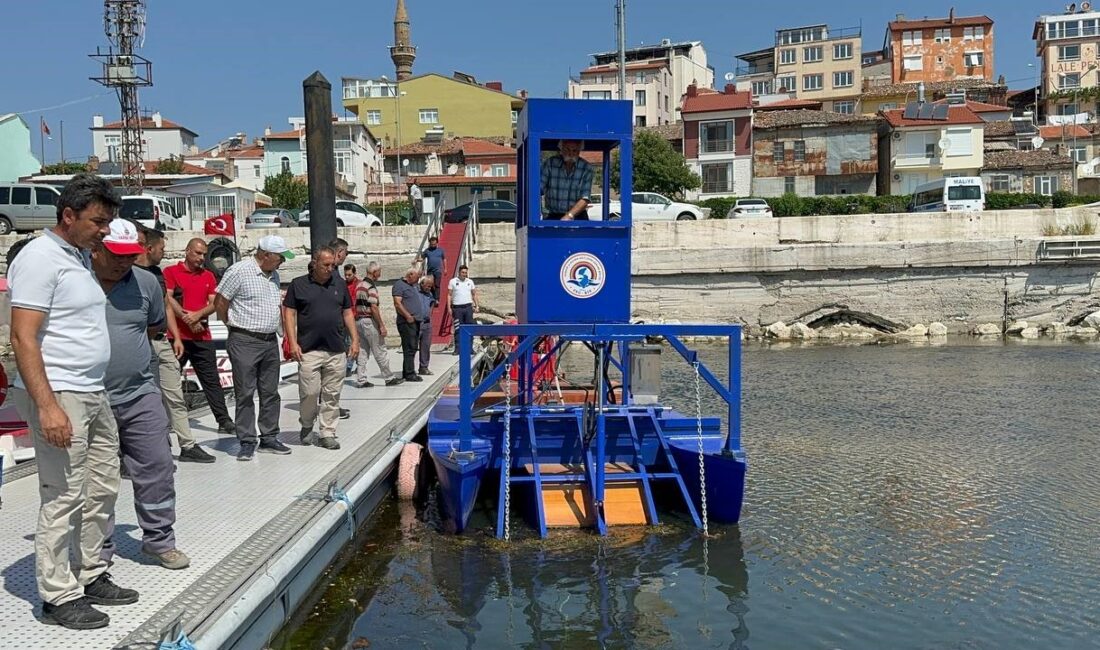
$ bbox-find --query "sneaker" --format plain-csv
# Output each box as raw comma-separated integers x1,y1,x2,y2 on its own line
178,445,216,464
418,368,434,376
83,573,139,606
385,377,405,386
237,442,257,461
258,439,292,455
41,598,109,629
356,381,375,388
315,437,341,450
339,408,351,420
299,427,314,444
142,545,191,570
218,422,237,436
404,374,424,382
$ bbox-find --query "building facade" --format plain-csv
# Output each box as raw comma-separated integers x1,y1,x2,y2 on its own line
860,79,1007,116
752,110,879,197
878,104,985,195
262,117,379,204
91,112,198,162
680,85,752,199
0,114,41,181
1033,6,1100,121
980,149,1074,195
886,12,995,85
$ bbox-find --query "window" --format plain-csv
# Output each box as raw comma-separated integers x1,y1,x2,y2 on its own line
776,75,796,92
902,30,922,46
635,115,647,127
834,100,855,114
880,102,898,110
904,132,937,158
583,90,612,100
803,46,823,63
511,110,518,124
784,176,796,194
1059,44,1081,61
465,164,481,177
1035,175,1058,196
35,187,57,206
0,187,8,204
833,71,854,88
751,80,773,95
418,108,439,124
10,187,31,205
366,110,382,125
779,26,825,44
335,152,352,175
833,42,853,59
1060,73,1081,89
964,51,984,67
803,74,823,91
701,163,732,193
280,156,290,174
635,89,646,106
944,127,972,157
491,164,508,177
773,140,785,161
903,56,923,71
635,71,645,83
793,140,806,161
1018,138,1035,151
963,25,984,40
780,48,796,65
664,94,669,112
700,120,734,153
1071,146,1088,163
934,28,951,43
254,164,261,178
1059,102,1080,116
105,134,121,146
988,174,1011,192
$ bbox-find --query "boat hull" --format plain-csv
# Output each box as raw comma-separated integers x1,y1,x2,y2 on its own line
668,441,747,524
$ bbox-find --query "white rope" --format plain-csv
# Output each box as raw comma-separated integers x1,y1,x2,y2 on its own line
502,362,513,541
694,361,709,538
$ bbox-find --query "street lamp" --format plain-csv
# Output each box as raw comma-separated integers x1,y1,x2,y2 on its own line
1027,62,1038,125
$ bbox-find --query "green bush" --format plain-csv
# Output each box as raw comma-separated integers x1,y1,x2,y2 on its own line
697,197,738,218
1052,190,1075,209
366,200,413,225
771,193,804,217
1065,194,1100,207
985,192,1050,210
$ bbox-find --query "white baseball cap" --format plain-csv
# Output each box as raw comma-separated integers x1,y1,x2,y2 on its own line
257,235,295,260
102,218,145,256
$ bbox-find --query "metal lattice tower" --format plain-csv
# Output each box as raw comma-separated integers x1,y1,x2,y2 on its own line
90,0,153,194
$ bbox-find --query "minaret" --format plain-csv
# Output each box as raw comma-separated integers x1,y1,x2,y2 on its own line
390,0,416,81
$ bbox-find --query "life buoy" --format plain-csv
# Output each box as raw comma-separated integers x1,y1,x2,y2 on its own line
396,441,423,501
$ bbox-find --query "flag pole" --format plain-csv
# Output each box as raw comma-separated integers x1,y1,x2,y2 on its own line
60,120,65,164
39,116,45,167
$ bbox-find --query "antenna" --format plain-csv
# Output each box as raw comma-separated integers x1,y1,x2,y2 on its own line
615,0,627,100
90,1,153,194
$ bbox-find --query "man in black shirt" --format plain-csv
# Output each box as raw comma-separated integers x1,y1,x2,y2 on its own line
283,246,359,450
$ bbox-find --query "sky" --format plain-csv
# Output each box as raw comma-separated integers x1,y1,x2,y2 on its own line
2,0,1051,163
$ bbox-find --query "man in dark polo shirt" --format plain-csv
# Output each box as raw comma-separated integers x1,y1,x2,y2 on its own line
392,267,427,383
164,238,235,436
284,246,359,450
416,236,445,301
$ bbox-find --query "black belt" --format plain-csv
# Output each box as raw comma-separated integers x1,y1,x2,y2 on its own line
152,332,167,341
452,303,473,308
228,326,277,342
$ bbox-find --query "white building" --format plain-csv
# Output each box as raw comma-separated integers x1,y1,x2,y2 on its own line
185,133,267,192
91,112,198,163
262,117,381,203
568,40,715,126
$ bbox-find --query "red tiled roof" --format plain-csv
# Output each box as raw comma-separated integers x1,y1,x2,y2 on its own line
754,98,824,111
227,145,264,159
888,15,992,31
882,105,983,127
682,90,752,114
959,100,1010,113
582,61,667,74
460,138,516,157
1039,124,1090,139
97,116,197,136
410,174,517,187
264,129,303,140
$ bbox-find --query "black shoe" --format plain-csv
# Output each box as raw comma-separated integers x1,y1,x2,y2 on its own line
316,437,341,450
83,573,139,606
418,368,434,376
237,442,257,461
385,377,405,386
41,598,109,629
299,427,313,444
339,408,351,420
404,374,424,382
178,445,216,464
356,381,375,388
258,439,292,455
218,422,236,436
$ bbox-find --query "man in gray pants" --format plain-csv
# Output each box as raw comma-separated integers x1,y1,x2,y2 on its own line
92,219,190,571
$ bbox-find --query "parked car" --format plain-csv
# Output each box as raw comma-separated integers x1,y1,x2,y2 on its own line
727,198,774,219
0,183,61,235
444,200,517,224
586,192,710,221
299,200,382,227
119,194,185,231
244,208,297,229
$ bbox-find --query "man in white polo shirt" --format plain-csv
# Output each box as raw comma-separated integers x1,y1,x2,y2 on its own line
446,264,479,354
8,174,140,630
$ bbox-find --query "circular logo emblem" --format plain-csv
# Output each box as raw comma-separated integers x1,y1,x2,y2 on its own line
560,252,605,299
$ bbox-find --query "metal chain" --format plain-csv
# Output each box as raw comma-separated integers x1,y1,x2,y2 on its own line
694,361,709,538
503,362,513,541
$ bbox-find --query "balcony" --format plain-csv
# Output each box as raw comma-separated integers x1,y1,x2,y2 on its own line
892,152,941,169
735,62,775,78
775,24,861,46
333,139,352,150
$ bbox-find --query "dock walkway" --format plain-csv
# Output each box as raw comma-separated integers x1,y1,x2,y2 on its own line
0,350,458,650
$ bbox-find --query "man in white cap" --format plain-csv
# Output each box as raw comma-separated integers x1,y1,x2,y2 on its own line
215,235,296,461
92,219,190,572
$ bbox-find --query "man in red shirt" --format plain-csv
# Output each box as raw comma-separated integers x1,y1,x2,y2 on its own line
163,238,235,435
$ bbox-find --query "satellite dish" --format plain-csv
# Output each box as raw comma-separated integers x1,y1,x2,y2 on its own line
1032,136,1045,149
938,137,952,151
724,72,735,81
402,158,410,167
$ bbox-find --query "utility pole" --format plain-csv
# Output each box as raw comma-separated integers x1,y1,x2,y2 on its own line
615,0,627,100
91,0,153,194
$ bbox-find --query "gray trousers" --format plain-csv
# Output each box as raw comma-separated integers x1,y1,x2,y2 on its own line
419,319,433,371
152,338,195,450
356,318,395,381
102,391,177,561
226,332,281,445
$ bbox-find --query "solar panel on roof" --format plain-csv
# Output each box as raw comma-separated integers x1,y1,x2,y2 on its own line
1012,120,1038,136
903,102,920,119
932,105,950,120
917,103,936,119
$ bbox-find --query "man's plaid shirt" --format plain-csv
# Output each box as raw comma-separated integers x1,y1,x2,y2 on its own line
541,154,594,214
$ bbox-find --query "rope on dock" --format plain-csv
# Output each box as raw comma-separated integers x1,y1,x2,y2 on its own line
325,480,356,537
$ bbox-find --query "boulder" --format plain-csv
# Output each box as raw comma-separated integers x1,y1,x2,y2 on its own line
765,321,790,340
844,324,877,339
816,326,843,339
897,324,928,338
1020,327,1040,339
1043,322,1068,335
928,322,949,337
789,323,817,339
1084,310,1100,329
1005,321,1028,335
972,323,1001,336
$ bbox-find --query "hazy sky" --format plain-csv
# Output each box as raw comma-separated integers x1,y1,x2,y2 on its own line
3,0,1048,162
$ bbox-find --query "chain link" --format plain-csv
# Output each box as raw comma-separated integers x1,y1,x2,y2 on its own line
694,361,709,538
502,362,513,541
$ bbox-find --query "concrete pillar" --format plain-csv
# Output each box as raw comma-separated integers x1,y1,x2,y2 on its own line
303,71,336,252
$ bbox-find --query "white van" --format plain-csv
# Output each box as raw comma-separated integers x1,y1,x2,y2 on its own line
119,194,185,230
909,177,985,212
0,183,61,235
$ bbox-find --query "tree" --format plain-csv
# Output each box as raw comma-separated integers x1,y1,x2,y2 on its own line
263,170,309,210
41,161,88,175
155,157,185,174
611,130,700,198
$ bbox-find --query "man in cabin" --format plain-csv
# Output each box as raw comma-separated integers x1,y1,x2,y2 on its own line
446,265,479,355
392,267,426,383
417,275,437,375
92,219,190,572
541,139,594,221
215,235,295,461
416,236,445,301
354,261,404,388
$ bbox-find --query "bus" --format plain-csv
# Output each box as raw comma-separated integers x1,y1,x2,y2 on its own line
908,177,985,213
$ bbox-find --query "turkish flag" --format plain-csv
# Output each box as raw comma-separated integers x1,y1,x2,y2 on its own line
204,214,235,237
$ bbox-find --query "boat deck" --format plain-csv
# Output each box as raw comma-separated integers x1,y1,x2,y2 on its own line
0,350,458,650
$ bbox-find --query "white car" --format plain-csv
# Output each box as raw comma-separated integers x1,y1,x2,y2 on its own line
586,192,710,221
727,198,774,219
119,194,185,230
299,200,382,227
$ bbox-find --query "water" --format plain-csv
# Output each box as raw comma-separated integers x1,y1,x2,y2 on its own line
274,341,1100,649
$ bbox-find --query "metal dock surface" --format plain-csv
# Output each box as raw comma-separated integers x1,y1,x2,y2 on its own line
0,350,458,650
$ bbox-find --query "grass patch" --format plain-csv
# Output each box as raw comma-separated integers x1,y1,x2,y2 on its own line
1042,217,1098,236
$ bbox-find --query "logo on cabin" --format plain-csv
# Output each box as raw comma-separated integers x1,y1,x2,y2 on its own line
560,252,605,299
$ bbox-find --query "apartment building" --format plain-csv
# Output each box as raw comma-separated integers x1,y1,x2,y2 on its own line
91,112,198,163
680,85,753,199
1033,5,1100,121
752,110,880,197
261,117,380,204
878,102,986,195
568,40,713,126
886,11,995,85
735,24,863,113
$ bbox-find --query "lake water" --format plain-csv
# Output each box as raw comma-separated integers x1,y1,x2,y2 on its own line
273,341,1100,649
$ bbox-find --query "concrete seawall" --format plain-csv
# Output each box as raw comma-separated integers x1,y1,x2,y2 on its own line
3,207,1099,333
